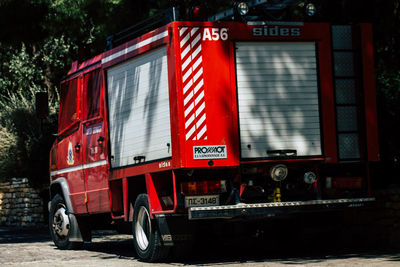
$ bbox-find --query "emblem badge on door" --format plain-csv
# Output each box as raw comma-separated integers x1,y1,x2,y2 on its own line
67,142,74,165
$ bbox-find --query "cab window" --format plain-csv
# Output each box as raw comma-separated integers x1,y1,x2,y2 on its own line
83,69,102,121
58,78,79,132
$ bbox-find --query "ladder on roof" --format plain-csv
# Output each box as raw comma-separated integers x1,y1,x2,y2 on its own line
106,7,179,50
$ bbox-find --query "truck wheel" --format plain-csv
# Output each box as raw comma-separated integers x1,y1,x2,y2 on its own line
49,194,82,250
133,194,170,262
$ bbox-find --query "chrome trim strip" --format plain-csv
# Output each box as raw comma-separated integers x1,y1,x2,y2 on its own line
102,31,168,64
50,160,107,177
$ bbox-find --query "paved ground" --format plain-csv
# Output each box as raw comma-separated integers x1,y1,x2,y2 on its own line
1,225,400,266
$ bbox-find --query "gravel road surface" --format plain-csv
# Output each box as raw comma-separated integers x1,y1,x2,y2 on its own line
1,225,400,266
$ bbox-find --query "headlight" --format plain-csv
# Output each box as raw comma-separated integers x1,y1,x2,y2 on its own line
237,2,249,16
304,172,317,184
306,3,316,16
270,164,288,182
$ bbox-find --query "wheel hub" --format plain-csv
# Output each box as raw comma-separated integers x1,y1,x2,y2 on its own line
52,205,70,238
135,206,151,251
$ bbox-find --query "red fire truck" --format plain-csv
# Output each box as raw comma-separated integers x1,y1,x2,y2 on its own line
48,2,378,262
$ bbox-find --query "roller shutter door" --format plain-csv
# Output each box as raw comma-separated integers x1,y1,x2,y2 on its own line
107,47,171,167
236,42,322,159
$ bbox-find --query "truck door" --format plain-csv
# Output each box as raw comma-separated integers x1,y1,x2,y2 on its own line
82,69,110,214
57,77,87,214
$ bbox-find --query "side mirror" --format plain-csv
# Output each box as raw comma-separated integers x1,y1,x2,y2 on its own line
35,92,49,119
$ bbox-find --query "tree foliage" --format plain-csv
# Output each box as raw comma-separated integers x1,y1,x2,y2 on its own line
0,0,399,185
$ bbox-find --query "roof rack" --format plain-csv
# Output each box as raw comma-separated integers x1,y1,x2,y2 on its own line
105,0,303,49
106,7,179,50
208,0,303,22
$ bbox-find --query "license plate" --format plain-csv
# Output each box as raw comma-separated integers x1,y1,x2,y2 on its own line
185,195,219,208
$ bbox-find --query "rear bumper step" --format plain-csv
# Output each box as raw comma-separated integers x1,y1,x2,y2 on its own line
188,197,375,220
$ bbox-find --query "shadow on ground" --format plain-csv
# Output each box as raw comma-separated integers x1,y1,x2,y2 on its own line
1,215,400,265
0,225,49,244
85,221,400,265
81,226,400,265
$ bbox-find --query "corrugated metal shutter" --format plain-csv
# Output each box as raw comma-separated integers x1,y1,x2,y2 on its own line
107,47,171,168
235,42,322,159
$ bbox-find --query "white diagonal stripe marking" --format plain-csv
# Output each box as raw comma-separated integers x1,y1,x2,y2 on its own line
193,56,202,70
185,114,195,128
191,27,199,36
183,79,193,94
179,27,208,141
192,45,202,59
193,68,203,82
196,114,206,128
186,125,196,140
193,79,204,94
180,33,190,48
197,125,207,140
180,27,188,36
195,91,205,105
182,56,191,71
184,91,194,106
183,68,192,83
191,34,201,47
184,103,195,117
181,45,190,59
195,102,205,117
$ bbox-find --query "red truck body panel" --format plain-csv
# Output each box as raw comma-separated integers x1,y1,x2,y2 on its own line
50,21,379,217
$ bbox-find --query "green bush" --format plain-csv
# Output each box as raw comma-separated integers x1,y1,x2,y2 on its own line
0,33,74,188
0,88,58,187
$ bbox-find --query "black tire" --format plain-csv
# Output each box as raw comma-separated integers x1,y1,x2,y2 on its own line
49,194,83,250
132,194,170,262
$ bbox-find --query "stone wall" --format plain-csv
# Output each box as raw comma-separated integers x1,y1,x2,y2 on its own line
0,178,45,226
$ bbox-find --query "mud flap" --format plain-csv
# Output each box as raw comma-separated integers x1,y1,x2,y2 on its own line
155,214,194,246
68,213,83,242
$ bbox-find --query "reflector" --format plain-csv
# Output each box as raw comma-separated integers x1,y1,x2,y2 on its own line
181,180,227,195
332,177,363,189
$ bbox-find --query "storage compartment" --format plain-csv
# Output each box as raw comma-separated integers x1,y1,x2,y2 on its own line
107,47,171,168
235,42,322,159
